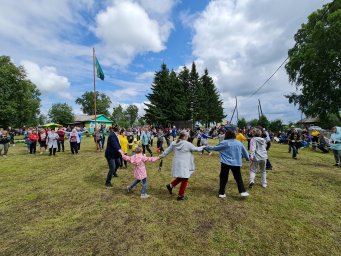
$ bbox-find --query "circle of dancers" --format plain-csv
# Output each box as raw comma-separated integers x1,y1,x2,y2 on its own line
1,124,340,201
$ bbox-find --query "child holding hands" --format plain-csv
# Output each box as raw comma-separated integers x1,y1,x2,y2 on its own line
249,128,268,189
120,147,159,199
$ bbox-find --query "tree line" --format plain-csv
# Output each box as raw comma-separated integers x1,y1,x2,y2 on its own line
145,63,225,127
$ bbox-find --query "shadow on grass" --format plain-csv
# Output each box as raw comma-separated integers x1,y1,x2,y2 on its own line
83,172,103,187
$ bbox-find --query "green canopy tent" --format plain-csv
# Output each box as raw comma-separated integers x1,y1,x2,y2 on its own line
41,123,62,129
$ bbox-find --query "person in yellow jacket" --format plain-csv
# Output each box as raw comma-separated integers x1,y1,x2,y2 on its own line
236,128,247,143
311,129,320,151
118,129,129,168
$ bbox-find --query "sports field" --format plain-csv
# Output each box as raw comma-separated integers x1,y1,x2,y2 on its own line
0,137,340,255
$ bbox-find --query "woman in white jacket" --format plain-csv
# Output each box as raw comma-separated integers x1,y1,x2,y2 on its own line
249,128,268,189
160,131,205,200
47,129,59,156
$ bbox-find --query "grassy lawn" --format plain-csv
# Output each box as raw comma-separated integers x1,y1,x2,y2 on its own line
0,137,340,256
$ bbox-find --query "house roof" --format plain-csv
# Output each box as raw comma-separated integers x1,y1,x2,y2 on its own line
74,114,112,123
297,117,319,124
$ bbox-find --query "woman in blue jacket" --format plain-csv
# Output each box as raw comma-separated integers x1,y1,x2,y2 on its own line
207,129,250,198
330,126,341,167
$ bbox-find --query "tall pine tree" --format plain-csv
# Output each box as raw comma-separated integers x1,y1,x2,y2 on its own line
145,63,171,126
177,66,191,120
189,62,201,122
198,69,225,127
145,63,225,127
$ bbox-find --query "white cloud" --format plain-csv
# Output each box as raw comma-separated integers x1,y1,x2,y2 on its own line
189,0,329,122
136,71,155,81
21,60,72,100
93,0,174,66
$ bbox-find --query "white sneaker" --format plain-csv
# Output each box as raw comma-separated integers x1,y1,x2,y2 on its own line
140,194,150,199
127,186,131,193
218,194,226,198
3,155,7,158
209,152,212,156
262,184,267,188
240,192,249,197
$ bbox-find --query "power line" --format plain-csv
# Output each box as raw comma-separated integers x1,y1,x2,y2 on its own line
248,56,289,98
247,1,333,99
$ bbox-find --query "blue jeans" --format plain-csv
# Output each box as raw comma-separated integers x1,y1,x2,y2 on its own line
157,140,164,152
291,145,298,158
101,137,105,149
128,178,147,194
105,157,120,184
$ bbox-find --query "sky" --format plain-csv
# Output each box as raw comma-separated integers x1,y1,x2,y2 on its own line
0,0,331,124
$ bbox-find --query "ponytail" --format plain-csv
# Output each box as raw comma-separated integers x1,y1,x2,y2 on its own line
177,131,188,143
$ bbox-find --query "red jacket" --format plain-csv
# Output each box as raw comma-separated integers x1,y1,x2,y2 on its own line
57,130,65,140
29,133,39,142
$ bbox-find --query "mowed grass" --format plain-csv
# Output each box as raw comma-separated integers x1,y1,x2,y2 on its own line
0,137,340,256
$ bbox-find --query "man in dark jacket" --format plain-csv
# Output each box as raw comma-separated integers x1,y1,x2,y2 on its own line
105,126,121,187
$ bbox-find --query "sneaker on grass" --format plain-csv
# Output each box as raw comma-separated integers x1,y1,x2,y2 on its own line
140,194,150,199
177,195,187,201
105,183,113,188
240,192,249,197
248,182,254,189
218,194,226,198
166,184,173,194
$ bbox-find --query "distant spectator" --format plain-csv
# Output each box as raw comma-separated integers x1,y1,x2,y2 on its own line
317,134,329,153
47,129,59,156
0,131,11,157
57,127,65,152
171,126,177,141
330,127,341,167
28,130,39,154
311,129,320,151
38,129,47,154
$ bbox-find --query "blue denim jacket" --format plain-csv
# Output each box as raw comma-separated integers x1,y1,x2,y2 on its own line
207,139,250,166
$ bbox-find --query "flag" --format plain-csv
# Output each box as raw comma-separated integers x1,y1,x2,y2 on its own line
95,57,104,80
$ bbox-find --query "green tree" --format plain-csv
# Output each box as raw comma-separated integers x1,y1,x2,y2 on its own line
178,66,192,120
269,119,284,133
38,114,48,125
318,113,341,129
189,62,201,122
237,118,247,129
111,104,128,128
48,103,74,124
145,63,171,126
124,104,139,127
137,116,146,126
285,1,341,121
248,119,259,128
257,115,270,129
75,91,111,116
0,56,41,128
197,69,225,127
168,69,188,121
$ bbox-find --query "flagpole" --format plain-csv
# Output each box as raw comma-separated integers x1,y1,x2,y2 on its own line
93,47,97,149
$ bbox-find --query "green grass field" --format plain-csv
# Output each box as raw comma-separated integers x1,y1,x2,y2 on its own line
0,137,340,256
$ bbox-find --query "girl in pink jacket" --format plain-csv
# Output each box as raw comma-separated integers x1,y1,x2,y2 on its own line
120,147,159,199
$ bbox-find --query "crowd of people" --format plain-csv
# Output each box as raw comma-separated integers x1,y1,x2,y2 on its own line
104,124,341,201
1,124,340,201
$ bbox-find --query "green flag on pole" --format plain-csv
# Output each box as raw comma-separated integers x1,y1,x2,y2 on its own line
95,57,104,80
